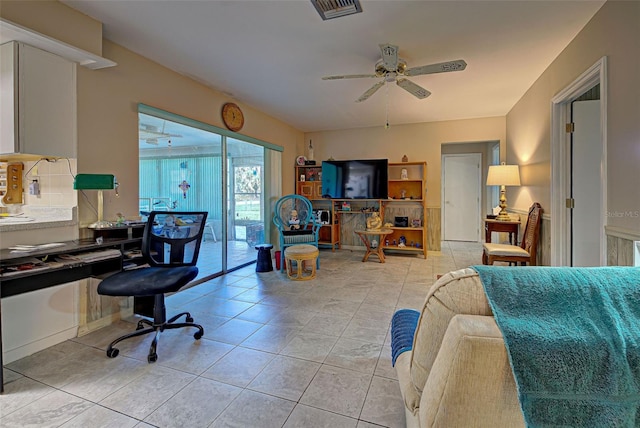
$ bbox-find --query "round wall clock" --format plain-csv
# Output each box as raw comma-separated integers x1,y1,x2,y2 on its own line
221,102,244,132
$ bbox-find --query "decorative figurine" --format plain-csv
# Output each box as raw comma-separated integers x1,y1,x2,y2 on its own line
402,155,408,162
289,209,300,230
401,168,408,180
308,139,314,161
115,212,126,226
366,211,382,230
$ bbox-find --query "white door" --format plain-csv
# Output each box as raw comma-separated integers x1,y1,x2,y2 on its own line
571,100,602,266
442,154,481,241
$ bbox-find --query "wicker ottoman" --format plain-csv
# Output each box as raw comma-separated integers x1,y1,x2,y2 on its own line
284,244,319,281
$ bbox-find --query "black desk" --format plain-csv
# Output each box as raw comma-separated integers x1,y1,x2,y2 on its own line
0,235,142,393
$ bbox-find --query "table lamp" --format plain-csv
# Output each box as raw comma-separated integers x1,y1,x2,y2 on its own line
74,174,118,229
486,164,520,221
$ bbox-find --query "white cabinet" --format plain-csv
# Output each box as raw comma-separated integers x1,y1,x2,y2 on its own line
0,41,76,158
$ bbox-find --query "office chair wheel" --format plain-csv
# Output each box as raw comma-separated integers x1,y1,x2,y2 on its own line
194,331,203,340
106,348,119,358
148,353,158,363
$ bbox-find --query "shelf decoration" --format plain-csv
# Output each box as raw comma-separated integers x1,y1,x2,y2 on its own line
308,139,314,161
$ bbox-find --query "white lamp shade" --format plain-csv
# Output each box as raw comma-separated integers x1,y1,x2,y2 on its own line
486,164,521,186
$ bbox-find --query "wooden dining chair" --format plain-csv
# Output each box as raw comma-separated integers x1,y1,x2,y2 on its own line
482,203,542,266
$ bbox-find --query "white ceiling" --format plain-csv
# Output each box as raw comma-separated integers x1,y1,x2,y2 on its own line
62,0,605,133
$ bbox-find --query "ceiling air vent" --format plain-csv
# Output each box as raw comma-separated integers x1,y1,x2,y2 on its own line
311,0,362,20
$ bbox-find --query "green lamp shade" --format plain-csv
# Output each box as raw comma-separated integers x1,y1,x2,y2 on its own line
74,174,116,190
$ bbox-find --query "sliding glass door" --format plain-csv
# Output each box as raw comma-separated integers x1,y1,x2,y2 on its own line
138,105,281,280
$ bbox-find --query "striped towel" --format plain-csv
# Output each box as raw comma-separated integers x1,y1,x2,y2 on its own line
391,309,420,366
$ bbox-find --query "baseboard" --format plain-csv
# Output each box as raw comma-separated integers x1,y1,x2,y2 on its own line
77,308,131,337
2,327,78,365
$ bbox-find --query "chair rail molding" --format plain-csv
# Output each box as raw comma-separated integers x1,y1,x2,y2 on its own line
604,225,640,242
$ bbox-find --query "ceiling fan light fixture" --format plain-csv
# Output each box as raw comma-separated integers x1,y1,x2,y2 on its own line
322,43,465,102
311,0,362,20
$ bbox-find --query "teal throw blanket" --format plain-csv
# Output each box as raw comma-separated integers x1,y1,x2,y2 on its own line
473,265,640,428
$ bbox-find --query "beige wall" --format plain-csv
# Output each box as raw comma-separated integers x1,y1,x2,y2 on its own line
304,116,506,208
2,1,303,225
1,0,103,55
6,0,637,247
506,0,639,235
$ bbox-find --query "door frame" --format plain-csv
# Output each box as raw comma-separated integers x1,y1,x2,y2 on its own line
550,57,607,266
441,153,482,242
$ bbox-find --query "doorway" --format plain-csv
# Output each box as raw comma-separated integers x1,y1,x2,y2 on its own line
571,99,602,266
551,57,607,266
441,153,482,241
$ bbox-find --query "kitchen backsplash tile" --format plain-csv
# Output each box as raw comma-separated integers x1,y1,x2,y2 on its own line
22,158,77,208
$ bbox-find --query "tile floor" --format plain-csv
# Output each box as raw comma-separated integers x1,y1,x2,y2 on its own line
1,241,482,428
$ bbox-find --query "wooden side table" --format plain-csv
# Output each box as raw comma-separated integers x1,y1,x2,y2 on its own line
484,219,520,244
354,229,393,263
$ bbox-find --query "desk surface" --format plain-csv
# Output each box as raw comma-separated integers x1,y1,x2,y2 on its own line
0,237,142,298
0,237,140,262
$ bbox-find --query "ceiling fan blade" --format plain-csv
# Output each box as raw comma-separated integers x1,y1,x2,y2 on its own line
379,44,399,72
356,81,385,103
322,74,377,80
404,59,467,77
396,78,431,99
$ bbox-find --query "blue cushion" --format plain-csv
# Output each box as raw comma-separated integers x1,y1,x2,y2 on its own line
390,309,420,366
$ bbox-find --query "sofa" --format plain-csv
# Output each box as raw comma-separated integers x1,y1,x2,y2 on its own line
392,268,525,427
393,266,640,428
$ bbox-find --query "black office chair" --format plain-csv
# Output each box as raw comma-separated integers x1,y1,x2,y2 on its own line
98,211,208,363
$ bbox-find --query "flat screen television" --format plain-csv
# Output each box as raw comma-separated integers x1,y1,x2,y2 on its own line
321,159,388,199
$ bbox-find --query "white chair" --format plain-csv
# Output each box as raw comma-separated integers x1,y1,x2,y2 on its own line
204,221,217,242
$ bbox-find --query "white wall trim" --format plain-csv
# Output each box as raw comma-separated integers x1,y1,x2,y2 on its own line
3,327,78,365
604,225,640,242
550,56,607,266
508,207,551,221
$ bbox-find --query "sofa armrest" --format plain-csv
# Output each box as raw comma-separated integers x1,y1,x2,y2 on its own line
418,315,524,428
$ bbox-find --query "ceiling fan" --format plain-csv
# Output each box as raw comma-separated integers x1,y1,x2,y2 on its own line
322,44,467,102
139,123,182,145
